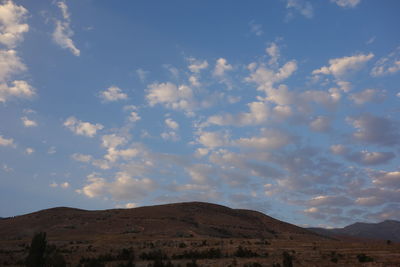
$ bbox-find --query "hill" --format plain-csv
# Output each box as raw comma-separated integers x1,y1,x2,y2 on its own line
0,202,322,241
308,220,400,242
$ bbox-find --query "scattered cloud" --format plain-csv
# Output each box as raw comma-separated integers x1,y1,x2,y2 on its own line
0,0,29,48
312,53,374,80
128,111,141,122
0,80,35,103
213,58,233,77
249,20,263,36
309,116,331,132
371,46,400,77
346,114,399,146
331,0,361,8
71,153,92,163
25,147,34,155
52,1,80,56
99,86,128,102
136,68,148,82
349,88,385,105
21,116,37,127
286,0,314,19
188,58,208,73
64,116,104,137
0,135,15,147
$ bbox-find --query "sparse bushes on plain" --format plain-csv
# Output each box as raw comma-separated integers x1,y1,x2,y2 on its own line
357,253,374,263
234,246,259,258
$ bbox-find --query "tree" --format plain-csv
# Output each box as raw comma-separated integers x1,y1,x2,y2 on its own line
26,232,47,267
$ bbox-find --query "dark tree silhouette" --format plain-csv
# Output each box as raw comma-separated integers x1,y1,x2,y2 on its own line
26,232,47,267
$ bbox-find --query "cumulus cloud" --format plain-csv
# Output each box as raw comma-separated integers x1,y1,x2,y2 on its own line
128,111,141,122
331,0,361,8
53,1,80,56
0,80,35,102
136,68,148,82
165,118,179,130
0,134,15,147
309,116,331,132
21,116,37,127
346,114,399,146
249,20,263,36
371,46,400,77
235,128,293,150
146,82,194,113
0,0,29,48
71,153,92,163
188,58,208,73
99,86,128,102
25,147,34,155
99,134,139,163
50,181,70,189
371,171,400,188
197,131,230,149
309,195,353,206
286,0,314,19
78,172,156,201
266,42,280,66
0,49,25,81
312,53,374,79
207,101,270,126
213,58,233,77
349,89,385,105
64,116,104,137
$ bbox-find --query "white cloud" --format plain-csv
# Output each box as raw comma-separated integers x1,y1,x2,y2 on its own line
0,0,29,48
246,60,297,93
330,144,347,155
125,202,137,208
266,42,280,66
348,151,395,165
249,20,263,36
188,58,208,73
197,131,230,149
136,68,148,82
165,118,179,130
79,172,156,201
309,116,331,132
47,146,56,154
346,114,399,146
0,80,35,103
213,58,233,77
99,86,128,102
371,171,400,187
312,53,374,79
161,131,179,141
49,181,69,189
53,1,80,56
207,101,270,126
286,0,314,19
349,89,384,105
100,134,139,163
331,0,361,8
21,116,37,127
25,147,34,155
309,195,353,206
0,49,25,81
146,82,194,112
355,196,383,206
71,153,92,163
64,116,104,137
128,111,141,122
371,46,400,77
0,135,15,147
235,128,292,150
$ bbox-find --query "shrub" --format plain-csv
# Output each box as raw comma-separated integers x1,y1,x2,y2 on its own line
357,253,373,263
234,246,259,258
282,251,293,267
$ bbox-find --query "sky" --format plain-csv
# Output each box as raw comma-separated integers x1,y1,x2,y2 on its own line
0,0,399,228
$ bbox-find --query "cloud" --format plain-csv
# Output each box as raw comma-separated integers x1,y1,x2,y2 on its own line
213,58,233,77
371,46,400,77
64,116,104,137
99,86,128,102
0,134,15,147
188,58,208,73
0,0,29,48
207,101,270,126
371,171,400,188
128,111,141,122
249,20,263,36
349,89,385,105
52,1,80,56
71,153,92,163
47,146,56,154
331,145,395,165
0,49,25,81
312,53,374,79
0,80,35,102
286,0,314,19
331,0,361,8
346,114,399,146
235,128,293,150
21,116,37,127
50,181,70,189
136,68,148,82
266,42,280,66
125,202,137,208
146,82,194,112
309,195,353,206
99,134,140,163
309,116,331,132
165,118,179,130
78,172,156,201
197,131,230,149
25,147,34,155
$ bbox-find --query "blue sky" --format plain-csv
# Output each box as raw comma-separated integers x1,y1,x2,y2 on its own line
1,0,399,227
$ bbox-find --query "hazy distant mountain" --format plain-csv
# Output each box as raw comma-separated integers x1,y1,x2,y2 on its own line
308,220,400,242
